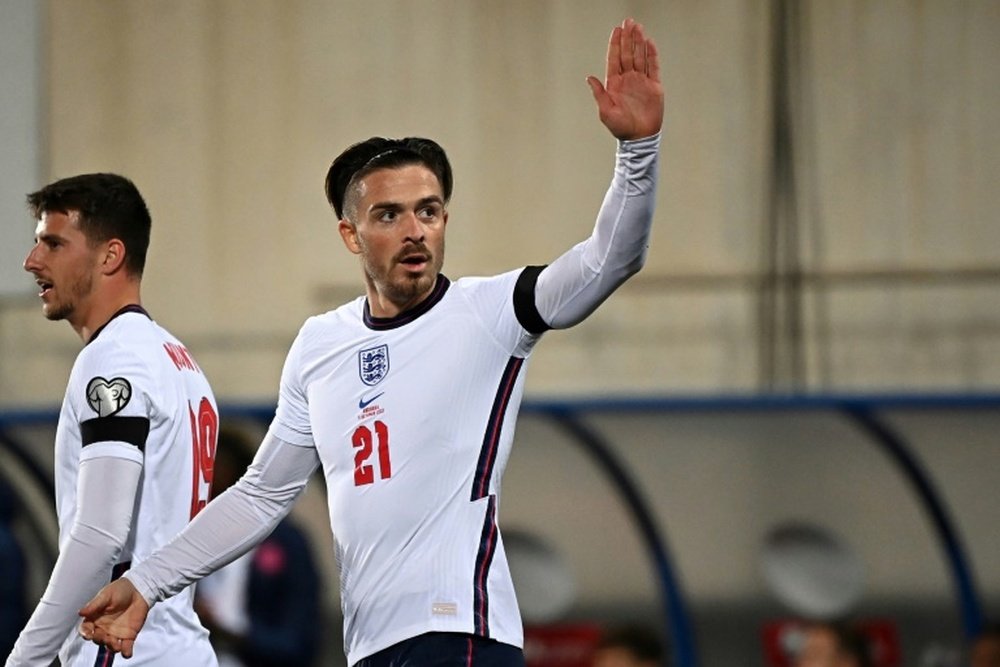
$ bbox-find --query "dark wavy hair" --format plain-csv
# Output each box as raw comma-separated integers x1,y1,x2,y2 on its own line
26,173,151,277
324,137,453,220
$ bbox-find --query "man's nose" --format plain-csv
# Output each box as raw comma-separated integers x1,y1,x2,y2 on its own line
402,212,425,241
23,245,41,273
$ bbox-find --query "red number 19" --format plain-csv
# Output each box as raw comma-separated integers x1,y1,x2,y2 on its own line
189,397,218,518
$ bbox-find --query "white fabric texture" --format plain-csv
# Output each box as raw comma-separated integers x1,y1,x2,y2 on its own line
126,431,319,606
6,456,140,666
536,133,660,329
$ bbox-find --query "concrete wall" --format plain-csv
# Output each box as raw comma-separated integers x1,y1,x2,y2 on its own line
3,0,998,405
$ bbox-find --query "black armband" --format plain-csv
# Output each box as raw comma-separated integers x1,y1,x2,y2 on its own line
80,417,150,451
513,265,551,335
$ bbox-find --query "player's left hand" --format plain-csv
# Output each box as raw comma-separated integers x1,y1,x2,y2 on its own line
587,18,664,141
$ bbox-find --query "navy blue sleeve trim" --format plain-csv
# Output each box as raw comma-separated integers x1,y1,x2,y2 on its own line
513,265,551,334
80,417,150,451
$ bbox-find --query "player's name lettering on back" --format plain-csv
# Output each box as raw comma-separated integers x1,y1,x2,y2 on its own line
163,342,202,374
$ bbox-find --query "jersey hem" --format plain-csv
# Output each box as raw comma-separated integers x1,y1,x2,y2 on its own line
347,623,523,666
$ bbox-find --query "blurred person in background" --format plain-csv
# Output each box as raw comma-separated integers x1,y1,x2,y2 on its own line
194,424,321,667
591,624,666,667
969,624,1000,667
793,621,872,667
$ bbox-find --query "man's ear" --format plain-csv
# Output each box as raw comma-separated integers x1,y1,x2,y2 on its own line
102,239,128,275
339,219,361,254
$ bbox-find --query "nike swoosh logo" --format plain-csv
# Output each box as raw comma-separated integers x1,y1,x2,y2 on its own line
359,392,384,409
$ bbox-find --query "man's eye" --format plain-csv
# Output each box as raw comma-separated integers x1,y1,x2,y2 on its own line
378,211,396,222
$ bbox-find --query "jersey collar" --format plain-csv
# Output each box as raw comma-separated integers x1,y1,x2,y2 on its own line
86,304,151,346
363,275,450,330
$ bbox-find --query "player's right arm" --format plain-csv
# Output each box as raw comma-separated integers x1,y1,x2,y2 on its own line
79,430,321,656
7,343,155,666
6,455,141,666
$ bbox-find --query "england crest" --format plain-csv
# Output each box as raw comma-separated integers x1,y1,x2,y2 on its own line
358,344,389,387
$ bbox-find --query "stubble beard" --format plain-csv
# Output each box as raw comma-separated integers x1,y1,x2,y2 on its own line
360,238,445,311
43,269,93,323
365,261,435,307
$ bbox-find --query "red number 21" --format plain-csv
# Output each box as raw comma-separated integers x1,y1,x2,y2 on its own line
353,420,390,486
189,397,218,518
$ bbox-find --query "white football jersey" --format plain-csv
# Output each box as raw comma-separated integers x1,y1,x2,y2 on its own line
106,132,658,667
270,269,544,665
54,307,218,666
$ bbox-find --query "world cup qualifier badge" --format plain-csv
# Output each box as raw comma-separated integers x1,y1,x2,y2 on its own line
358,344,389,387
86,376,133,417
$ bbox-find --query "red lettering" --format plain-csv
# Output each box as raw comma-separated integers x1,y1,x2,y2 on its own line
164,343,185,370
180,346,200,372
163,342,202,374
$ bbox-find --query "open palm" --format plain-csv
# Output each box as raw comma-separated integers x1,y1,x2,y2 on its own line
587,18,664,141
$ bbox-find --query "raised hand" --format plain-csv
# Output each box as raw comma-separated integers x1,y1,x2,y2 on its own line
78,578,150,659
587,18,664,141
